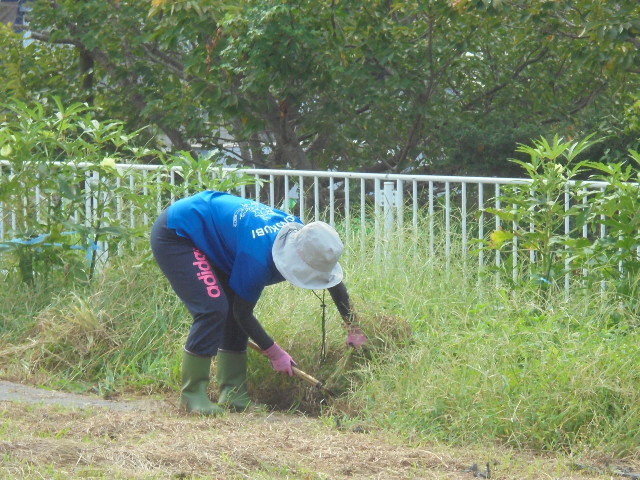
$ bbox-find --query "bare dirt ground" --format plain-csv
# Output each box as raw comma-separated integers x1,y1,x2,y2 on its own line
1,380,638,479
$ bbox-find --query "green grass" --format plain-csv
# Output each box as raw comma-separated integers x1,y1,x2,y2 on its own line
1,226,639,457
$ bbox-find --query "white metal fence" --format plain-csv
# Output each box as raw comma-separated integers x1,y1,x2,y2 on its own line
0,160,620,291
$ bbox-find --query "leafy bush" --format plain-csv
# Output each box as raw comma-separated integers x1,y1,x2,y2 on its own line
483,134,640,304
581,150,640,298
1,99,150,283
0,97,256,286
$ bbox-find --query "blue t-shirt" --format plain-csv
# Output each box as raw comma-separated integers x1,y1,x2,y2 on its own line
167,191,301,302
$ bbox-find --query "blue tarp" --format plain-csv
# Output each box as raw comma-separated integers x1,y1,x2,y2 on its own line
3,232,99,263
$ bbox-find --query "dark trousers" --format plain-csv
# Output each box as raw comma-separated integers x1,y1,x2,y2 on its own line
150,208,248,356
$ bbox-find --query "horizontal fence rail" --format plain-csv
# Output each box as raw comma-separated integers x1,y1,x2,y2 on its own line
0,160,630,295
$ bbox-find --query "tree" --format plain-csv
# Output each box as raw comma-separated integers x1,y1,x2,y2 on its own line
0,23,77,106
14,0,639,174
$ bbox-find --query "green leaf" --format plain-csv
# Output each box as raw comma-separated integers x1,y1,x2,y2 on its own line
490,229,514,248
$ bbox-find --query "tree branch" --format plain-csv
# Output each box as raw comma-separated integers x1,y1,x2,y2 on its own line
542,81,608,124
626,35,640,50
28,30,81,47
140,44,185,77
88,47,192,151
462,47,549,111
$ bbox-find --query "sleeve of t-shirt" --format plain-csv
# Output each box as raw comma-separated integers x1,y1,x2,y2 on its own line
232,297,275,350
228,250,271,303
328,282,352,319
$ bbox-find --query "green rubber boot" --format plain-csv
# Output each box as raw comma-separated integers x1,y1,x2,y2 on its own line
180,351,225,416
216,350,263,412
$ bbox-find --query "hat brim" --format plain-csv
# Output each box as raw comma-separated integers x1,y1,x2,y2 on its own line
272,223,344,290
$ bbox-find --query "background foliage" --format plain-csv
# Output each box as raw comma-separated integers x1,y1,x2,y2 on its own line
1,0,638,174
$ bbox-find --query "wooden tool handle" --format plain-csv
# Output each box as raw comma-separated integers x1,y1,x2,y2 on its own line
247,340,331,394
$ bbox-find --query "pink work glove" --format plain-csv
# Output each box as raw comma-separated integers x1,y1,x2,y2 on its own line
263,342,297,376
346,324,367,348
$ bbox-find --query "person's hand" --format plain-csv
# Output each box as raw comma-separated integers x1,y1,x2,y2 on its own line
263,342,297,376
346,324,367,348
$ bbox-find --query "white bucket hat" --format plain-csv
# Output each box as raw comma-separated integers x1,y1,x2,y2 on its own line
272,221,344,289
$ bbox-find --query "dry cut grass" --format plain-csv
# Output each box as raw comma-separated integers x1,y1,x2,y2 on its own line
1,388,634,480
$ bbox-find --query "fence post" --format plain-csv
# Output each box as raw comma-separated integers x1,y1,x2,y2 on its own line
383,181,396,245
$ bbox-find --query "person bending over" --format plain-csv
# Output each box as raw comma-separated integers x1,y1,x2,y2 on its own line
150,190,367,415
